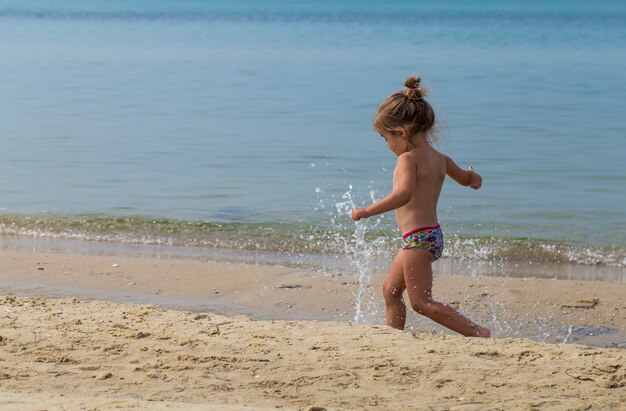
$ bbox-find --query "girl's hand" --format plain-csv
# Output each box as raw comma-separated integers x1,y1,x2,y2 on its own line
468,166,482,190
351,208,370,221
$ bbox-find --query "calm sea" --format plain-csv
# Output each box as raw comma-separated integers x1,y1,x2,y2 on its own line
1,0,625,272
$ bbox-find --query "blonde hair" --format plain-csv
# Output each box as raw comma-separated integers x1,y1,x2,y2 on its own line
373,75,436,146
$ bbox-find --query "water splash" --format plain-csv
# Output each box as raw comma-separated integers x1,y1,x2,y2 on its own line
334,185,386,323
562,325,573,344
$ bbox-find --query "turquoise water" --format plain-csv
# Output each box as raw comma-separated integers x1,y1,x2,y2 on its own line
0,1,625,268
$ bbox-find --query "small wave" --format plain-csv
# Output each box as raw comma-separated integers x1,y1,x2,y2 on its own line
0,213,624,269
445,236,626,268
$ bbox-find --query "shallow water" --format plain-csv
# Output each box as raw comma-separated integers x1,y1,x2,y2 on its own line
1,0,625,253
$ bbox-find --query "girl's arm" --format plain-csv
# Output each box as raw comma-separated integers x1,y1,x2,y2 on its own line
351,153,415,221
444,155,482,189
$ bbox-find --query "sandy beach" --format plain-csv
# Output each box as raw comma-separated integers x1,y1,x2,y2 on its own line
0,249,624,410
3,1,626,409
0,296,624,410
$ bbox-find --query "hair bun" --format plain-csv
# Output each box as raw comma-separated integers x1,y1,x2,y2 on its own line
403,75,426,100
404,76,421,90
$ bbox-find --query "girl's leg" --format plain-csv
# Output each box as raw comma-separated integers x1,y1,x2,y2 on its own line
382,251,407,330
402,248,490,337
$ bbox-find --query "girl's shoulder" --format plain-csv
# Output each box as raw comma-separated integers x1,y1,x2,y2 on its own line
408,146,445,162
397,151,419,166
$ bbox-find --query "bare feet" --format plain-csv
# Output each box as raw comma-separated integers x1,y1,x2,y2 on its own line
476,326,491,338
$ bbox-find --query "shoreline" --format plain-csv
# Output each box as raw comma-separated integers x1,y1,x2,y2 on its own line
1,233,624,283
1,211,624,279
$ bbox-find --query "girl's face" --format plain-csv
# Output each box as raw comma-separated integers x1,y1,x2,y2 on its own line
379,130,409,156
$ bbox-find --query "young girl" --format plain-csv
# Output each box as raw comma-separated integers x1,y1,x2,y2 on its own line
351,76,490,338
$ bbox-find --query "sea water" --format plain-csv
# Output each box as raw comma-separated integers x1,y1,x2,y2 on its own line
0,1,625,276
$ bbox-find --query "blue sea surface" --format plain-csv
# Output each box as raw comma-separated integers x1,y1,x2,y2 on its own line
0,1,625,265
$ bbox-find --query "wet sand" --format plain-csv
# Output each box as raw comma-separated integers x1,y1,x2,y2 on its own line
0,249,624,347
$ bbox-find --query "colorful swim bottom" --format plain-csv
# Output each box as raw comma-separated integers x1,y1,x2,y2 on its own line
402,224,444,260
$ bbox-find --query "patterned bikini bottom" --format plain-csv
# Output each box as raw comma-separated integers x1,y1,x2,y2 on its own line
401,224,444,261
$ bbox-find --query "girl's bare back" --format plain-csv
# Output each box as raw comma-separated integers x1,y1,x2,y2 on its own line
394,145,446,235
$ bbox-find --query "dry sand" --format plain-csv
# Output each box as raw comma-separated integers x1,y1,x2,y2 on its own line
0,249,625,409
0,296,623,410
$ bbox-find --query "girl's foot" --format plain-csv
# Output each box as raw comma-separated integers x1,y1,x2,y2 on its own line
476,326,491,338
